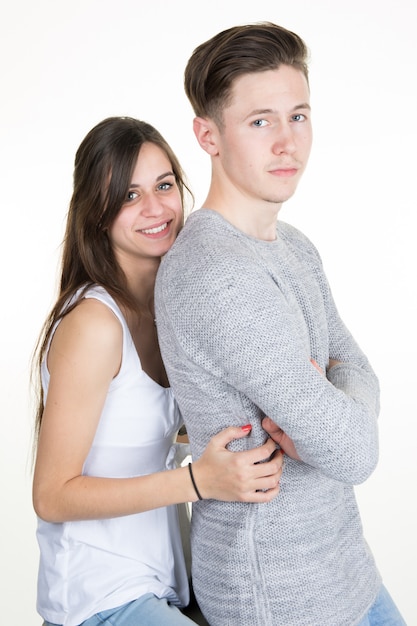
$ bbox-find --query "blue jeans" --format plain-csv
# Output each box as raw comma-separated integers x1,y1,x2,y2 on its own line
356,585,407,626
43,585,405,626
43,593,198,626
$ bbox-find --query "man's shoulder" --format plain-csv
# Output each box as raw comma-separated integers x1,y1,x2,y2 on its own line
162,210,240,266
178,208,232,244
157,210,253,298
278,220,321,261
278,219,308,243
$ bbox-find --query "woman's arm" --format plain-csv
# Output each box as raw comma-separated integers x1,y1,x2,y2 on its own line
33,299,282,523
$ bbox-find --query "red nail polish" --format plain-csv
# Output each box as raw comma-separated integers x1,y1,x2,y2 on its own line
241,424,252,432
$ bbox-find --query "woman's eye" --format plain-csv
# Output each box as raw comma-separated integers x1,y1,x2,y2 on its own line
126,191,138,201
158,182,173,191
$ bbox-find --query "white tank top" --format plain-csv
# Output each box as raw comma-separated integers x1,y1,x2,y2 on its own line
36,286,189,626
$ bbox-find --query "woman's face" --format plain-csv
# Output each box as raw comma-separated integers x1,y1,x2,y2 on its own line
109,142,183,267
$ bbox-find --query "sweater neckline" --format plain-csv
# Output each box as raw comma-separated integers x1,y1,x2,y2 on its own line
196,208,283,246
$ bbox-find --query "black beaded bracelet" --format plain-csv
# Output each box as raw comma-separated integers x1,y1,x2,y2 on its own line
188,462,203,500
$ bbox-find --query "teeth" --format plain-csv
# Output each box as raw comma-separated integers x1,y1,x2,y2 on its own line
141,222,168,235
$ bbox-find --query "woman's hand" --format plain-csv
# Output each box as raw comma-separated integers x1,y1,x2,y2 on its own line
191,426,283,503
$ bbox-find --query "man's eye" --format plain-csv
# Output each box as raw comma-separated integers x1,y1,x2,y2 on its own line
292,114,306,122
252,119,267,127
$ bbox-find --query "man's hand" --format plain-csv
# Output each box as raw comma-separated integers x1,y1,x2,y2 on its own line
262,417,301,461
327,358,342,372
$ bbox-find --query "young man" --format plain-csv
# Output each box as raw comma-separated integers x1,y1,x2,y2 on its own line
155,23,405,625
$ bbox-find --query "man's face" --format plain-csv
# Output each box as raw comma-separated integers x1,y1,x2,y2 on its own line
215,65,312,208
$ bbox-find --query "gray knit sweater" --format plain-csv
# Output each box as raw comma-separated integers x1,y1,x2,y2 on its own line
155,209,382,626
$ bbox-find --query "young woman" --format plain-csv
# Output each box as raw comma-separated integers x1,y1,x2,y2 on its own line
32,116,283,626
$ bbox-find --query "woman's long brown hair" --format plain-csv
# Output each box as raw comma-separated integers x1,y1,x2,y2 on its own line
31,117,192,450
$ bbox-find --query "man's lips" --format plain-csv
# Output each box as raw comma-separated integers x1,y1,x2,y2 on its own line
269,167,299,178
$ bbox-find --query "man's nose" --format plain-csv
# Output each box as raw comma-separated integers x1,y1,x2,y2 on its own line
272,123,296,155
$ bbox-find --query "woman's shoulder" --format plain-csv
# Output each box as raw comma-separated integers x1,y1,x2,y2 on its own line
46,294,123,384
73,285,125,327
56,293,123,353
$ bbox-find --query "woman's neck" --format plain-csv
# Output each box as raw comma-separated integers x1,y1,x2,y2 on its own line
123,257,160,315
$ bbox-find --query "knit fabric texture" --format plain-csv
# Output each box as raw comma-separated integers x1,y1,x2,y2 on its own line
155,209,382,626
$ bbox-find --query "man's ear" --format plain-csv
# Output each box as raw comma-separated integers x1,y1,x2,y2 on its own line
192,117,220,156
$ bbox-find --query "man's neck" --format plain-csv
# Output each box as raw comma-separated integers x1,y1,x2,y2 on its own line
202,192,281,242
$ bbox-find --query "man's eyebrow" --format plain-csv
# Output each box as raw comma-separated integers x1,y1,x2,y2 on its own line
292,102,311,111
245,103,311,120
245,108,273,118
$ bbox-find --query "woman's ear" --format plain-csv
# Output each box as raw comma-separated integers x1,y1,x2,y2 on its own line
192,117,220,156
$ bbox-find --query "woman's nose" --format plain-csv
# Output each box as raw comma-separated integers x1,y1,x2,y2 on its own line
140,193,165,216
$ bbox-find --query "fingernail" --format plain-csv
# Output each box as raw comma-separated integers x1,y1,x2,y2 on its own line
241,424,252,432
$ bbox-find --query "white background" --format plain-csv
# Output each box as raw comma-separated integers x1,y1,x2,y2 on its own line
0,1,416,624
